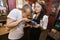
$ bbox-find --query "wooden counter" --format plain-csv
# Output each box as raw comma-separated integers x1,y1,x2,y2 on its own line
0,27,9,40
48,29,60,40
0,27,9,36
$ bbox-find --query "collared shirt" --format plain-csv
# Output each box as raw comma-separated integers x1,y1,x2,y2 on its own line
7,9,24,39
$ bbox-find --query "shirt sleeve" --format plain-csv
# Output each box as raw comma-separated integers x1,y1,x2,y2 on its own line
42,15,48,30
7,9,17,20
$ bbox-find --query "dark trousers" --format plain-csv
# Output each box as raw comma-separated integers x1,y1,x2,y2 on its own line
30,28,41,40
24,28,41,40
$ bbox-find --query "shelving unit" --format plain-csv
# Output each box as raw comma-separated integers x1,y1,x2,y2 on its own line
54,10,60,31
0,0,8,26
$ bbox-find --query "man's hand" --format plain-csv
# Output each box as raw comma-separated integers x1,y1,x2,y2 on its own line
5,27,11,31
22,18,31,22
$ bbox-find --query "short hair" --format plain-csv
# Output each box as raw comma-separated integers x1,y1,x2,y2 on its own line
22,4,33,13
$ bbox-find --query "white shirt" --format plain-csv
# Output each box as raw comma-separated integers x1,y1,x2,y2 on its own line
7,9,24,39
42,15,48,29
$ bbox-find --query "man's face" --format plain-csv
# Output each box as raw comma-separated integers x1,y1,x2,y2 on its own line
23,9,32,19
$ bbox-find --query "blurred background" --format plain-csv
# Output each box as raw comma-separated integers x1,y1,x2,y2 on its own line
0,0,60,40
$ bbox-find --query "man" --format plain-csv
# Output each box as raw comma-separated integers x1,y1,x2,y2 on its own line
6,4,32,40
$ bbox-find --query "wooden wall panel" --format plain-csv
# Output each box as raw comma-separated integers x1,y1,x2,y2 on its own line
46,0,57,29
8,0,16,12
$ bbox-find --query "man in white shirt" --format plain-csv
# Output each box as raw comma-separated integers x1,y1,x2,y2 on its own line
6,4,32,40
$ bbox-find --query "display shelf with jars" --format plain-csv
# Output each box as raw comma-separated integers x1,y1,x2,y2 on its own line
0,0,8,25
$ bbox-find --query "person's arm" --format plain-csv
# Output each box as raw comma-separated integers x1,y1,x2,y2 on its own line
6,18,23,31
33,15,48,30
6,18,30,31
32,24,39,28
6,18,24,28
41,15,48,30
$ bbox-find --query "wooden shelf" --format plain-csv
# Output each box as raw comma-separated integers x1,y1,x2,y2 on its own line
0,16,7,22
